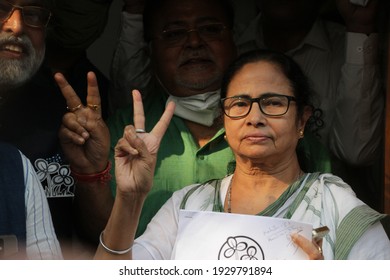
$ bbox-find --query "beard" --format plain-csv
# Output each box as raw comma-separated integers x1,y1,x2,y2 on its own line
0,34,45,90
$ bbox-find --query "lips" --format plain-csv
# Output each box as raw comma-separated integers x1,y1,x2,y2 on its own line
243,133,272,142
179,57,213,67
0,41,28,58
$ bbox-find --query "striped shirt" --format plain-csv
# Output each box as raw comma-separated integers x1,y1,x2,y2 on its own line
21,152,63,259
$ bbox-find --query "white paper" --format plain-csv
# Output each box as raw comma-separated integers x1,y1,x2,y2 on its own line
172,210,312,260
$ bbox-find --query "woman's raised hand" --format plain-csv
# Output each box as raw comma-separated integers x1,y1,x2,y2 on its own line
114,90,175,196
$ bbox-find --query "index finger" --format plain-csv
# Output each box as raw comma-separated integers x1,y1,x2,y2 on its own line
54,72,82,110
150,101,176,139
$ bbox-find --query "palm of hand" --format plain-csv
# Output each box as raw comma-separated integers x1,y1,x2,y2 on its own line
56,71,110,173
115,131,160,195
60,106,110,172
114,90,175,197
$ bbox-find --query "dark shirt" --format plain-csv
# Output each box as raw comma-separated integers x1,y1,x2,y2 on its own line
0,55,109,250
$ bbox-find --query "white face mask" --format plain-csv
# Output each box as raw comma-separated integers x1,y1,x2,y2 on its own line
166,90,221,127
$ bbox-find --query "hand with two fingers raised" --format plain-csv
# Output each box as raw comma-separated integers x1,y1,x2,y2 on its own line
94,90,175,260
55,71,110,174
113,90,176,197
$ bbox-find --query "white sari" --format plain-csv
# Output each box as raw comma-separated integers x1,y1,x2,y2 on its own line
133,173,390,260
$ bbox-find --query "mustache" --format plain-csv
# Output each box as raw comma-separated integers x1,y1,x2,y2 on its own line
177,48,215,66
0,34,33,55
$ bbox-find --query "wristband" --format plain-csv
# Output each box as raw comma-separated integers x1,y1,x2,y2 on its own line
70,161,112,183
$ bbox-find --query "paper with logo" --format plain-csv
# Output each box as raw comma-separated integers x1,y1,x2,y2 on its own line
172,210,312,260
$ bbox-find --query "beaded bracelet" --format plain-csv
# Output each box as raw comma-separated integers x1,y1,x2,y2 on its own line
70,161,112,183
99,231,133,255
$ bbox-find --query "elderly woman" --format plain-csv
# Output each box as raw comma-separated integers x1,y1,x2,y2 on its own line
94,50,389,260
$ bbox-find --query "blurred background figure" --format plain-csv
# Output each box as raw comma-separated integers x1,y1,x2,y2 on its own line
235,0,385,211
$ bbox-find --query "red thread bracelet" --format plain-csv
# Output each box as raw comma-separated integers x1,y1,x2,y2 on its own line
70,161,112,183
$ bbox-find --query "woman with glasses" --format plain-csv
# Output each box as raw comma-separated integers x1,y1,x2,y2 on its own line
93,50,389,260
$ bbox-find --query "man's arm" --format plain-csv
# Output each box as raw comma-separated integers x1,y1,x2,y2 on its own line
55,72,113,243
329,0,383,165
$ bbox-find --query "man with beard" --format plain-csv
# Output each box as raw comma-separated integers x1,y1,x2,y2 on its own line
0,0,46,90
56,0,331,245
0,0,62,260
0,0,109,259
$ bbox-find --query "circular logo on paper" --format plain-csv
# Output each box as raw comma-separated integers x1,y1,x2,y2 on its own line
218,236,264,260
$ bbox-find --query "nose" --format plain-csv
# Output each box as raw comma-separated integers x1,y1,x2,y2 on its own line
246,101,266,127
1,9,24,34
184,29,204,47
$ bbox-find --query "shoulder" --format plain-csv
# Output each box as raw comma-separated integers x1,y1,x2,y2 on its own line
0,142,21,159
310,173,384,228
310,173,359,206
300,173,364,220
0,143,26,184
312,173,355,194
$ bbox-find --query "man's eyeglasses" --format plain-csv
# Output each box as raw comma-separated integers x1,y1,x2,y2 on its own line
155,23,227,46
221,94,297,119
0,1,51,28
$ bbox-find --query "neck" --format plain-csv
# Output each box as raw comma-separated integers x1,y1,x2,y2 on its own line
226,159,302,214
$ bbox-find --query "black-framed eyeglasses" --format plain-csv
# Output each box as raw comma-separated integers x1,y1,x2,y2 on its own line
221,93,297,119
0,0,51,28
155,23,227,46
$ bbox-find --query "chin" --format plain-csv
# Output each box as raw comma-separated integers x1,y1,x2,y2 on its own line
175,74,221,91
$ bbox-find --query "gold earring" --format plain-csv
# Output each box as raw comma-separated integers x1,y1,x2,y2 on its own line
299,130,304,138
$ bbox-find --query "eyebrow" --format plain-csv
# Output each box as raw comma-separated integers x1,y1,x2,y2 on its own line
228,93,251,98
228,92,288,98
163,17,223,29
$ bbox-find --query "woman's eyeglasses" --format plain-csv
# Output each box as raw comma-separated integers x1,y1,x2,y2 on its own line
221,94,297,119
0,1,51,28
